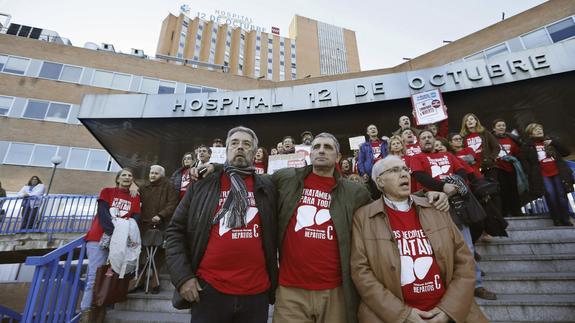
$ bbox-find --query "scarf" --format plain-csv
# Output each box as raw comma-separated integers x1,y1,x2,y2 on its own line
212,162,256,229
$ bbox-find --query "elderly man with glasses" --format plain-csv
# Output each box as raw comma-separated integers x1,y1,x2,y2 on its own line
350,155,487,323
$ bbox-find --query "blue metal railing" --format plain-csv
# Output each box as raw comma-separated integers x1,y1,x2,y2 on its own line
0,304,22,322
23,236,87,323
0,195,97,235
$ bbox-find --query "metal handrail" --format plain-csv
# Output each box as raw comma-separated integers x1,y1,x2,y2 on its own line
0,195,97,236
0,304,22,322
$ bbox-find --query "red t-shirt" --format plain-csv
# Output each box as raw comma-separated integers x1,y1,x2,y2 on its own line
179,168,191,199
410,152,464,191
496,137,520,173
454,148,482,179
254,161,266,175
197,174,270,295
279,172,341,290
465,133,483,173
371,140,383,161
85,187,141,242
386,205,445,311
534,141,559,177
405,144,422,157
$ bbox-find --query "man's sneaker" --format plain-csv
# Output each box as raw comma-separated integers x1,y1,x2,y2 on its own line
474,287,497,300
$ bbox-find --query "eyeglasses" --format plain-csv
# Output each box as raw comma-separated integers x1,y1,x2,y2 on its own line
451,137,463,141
380,166,411,176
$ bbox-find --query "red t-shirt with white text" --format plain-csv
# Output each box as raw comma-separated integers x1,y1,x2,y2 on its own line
410,152,464,191
85,187,141,242
386,205,445,311
496,137,520,173
254,161,266,175
179,168,191,199
534,141,559,177
454,147,482,178
465,132,483,173
197,174,270,295
405,144,422,157
371,140,383,161
279,172,341,290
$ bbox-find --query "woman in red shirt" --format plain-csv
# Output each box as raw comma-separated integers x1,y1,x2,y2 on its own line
254,147,268,174
80,168,141,317
459,113,500,179
492,119,523,217
521,123,574,226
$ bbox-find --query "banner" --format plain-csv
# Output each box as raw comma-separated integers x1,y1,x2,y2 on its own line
295,145,311,164
267,152,307,174
208,147,226,164
411,89,448,126
348,136,365,150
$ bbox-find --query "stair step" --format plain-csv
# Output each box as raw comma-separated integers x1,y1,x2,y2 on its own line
105,310,190,323
479,254,575,273
114,290,186,313
482,272,575,294
492,226,575,241
475,239,575,255
478,293,575,322
504,215,555,229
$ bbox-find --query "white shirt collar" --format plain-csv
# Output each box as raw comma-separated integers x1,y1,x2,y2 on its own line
383,194,412,212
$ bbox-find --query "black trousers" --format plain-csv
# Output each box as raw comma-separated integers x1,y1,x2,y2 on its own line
190,281,269,323
497,168,523,217
21,206,39,230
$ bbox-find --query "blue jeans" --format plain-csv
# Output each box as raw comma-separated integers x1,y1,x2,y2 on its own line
460,225,482,288
80,241,109,311
543,175,572,223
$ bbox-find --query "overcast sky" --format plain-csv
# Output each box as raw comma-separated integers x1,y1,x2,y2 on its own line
1,0,546,70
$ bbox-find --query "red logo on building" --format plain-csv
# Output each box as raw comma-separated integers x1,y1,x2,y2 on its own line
271,26,280,35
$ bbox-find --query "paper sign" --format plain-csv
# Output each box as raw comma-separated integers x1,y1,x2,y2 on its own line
348,136,366,150
411,89,448,126
208,147,226,164
295,145,311,164
267,152,307,174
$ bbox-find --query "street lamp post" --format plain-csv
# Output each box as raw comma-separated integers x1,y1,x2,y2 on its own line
46,155,63,195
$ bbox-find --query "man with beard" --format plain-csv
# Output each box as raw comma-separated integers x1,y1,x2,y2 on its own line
392,115,415,136
282,136,296,154
165,126,278,323
300,131,314,146
409,130,497,300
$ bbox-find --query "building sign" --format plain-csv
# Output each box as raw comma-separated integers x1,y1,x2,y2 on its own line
80,40,575,121
271,26,280,35
411,89,447,126
195,9,266,32
267,152,307,174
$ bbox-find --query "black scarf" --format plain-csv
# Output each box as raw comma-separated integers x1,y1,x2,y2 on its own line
212,162,256,228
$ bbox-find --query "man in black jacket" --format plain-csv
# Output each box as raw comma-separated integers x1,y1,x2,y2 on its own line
165,126,278,323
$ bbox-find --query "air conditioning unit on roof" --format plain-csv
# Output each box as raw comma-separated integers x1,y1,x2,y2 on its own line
130,48,145,57
100,43,115,52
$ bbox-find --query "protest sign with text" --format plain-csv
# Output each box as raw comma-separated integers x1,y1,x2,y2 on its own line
411,89,448,126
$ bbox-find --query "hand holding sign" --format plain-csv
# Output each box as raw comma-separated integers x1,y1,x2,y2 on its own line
411,89,448,126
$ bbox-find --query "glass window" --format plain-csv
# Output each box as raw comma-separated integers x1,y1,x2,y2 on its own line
31,145,58,167
4,143,34,164
547,18,575,43
464,51,485,61
0,96,13,116
186,85,201,93
158,80,176,94
3,56,29,75
67,148,89,169
484,43,508,59
23,100,49,120
46,103,70,122
60,65,82,83
201,87,217,93
111,73,131,90
140,77,159,94
0,55,6,71
109,158,121,172
92,70,114,88
39,62,63,79
522,28,551,49
86,150,109,170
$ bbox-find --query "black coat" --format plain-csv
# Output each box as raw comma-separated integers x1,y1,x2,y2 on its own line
520,137,574,201
165,169,278,306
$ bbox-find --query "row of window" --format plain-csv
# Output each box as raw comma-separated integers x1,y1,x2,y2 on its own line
1,141,120,172
0,95,74,123
0,53,219,95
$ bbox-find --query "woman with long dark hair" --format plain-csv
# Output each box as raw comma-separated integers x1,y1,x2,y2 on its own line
18,176,45,230
254,147,269,174
521,123,574,226
460,113,501,179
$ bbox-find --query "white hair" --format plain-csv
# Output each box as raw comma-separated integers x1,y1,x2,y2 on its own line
150,165,165,177
371,155,404,182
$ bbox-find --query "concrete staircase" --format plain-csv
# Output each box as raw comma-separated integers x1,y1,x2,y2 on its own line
105,215,575,322
476,215,575,322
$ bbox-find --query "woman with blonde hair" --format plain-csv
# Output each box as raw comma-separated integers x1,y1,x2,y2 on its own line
521,123,573,226
460,113,500,178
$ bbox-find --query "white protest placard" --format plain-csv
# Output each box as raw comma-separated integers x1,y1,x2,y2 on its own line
295,145,311,164
348,136,366,150
267,152,307,175
208,147,226,164
411,89,448,126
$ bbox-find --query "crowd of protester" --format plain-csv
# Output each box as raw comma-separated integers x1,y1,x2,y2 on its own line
64,112,575,322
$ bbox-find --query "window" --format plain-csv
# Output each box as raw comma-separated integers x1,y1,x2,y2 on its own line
140,77,159,94
201,87,217,93
86,150,109,171
92,70,114,88
39,62,63,79
111,73,131,90
66,148,89,169
0,55,6,71
31,145,58,167
4,143,33,165
547,18,575,43
46,103,70,122
60,65,82,83
484,43,508,59
23,100,49,120
158,80,176,94
2,56,29,75
0,96,13,116
522,28,551,49
186,85,201,93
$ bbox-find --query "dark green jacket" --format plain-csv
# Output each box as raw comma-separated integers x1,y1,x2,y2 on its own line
272,165,372,323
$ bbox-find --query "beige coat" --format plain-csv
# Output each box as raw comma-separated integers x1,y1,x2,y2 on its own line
350,195,488,323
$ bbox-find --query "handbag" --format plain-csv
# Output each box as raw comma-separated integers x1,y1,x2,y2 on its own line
92,264,133,307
